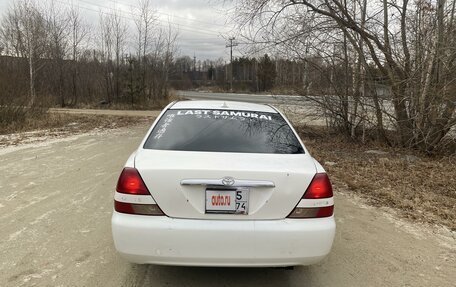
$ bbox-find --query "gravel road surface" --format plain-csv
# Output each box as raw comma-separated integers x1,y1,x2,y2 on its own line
49,108,161,118
176,90,305,105
49,94,324,126
0,123,454,287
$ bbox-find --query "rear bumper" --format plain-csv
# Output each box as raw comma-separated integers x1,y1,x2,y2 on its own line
111,212,336,267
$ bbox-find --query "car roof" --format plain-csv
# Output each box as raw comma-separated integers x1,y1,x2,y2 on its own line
170,100,278,113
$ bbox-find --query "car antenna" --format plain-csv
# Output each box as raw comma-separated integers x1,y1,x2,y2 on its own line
221,101,229,108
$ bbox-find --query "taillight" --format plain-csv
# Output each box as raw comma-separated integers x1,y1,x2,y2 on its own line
114,201,164,216
114,167,165,216
288,173,334,218
288,206,334,218
303,173,333,199
116,167,150,195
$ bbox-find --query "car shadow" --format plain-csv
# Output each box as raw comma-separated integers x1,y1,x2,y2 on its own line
123,264,317,287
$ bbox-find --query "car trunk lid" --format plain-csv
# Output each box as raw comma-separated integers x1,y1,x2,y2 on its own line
135,149,316,220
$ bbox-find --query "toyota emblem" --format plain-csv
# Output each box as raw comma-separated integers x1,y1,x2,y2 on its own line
221,177,235,186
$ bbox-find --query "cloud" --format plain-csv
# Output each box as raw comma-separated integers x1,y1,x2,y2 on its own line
97,0,236,60
0,0,238,60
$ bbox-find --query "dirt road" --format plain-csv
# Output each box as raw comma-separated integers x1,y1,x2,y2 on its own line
0,123,454,287
50,108,161,118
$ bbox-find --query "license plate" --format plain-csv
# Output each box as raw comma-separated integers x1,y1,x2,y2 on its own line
205,188,249,214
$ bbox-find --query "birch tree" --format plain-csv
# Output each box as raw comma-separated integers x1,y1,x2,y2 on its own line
2,0,48,106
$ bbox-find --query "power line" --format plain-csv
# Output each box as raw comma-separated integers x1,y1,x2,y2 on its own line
84,0,222,36
54,0,224,38
70,0,224,37
104,0,229,28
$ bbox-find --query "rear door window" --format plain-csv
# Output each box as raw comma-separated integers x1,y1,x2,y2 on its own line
144,109,304,154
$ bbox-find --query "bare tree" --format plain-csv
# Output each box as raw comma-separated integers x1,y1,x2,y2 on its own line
3,0,48,106
110,8,128,101
162,23,179,99
153,22,179,101
68,3,88,105
99,11,114,103
234,0,456,152
45,0,70,107
0,5,25,58
134,0,157,100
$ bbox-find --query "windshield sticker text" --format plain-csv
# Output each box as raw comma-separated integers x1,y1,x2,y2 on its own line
154,113,175,139
176,110,272,120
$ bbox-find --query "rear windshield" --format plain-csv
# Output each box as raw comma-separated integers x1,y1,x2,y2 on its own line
144,109,304,154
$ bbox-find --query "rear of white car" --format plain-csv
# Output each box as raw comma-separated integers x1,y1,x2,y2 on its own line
111,100,335,267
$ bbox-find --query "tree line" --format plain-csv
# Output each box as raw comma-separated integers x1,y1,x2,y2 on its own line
170,54,278,92
0,0,177,110
170,53,354,95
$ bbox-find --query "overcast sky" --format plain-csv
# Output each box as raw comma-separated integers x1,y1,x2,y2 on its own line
0,0,238,60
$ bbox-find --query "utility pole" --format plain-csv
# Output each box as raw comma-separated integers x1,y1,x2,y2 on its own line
193,53,196,72
303,40,309,95
193,53,196,83
226,37,238,91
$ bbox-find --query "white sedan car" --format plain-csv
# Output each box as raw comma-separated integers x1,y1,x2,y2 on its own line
111,100,335,267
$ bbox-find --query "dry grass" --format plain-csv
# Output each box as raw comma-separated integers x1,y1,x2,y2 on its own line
297,126,456,231
1,112,148,135
0,113,150,147
68,90,182,111
72,101,163,111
